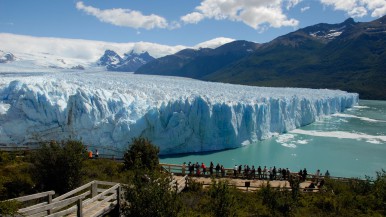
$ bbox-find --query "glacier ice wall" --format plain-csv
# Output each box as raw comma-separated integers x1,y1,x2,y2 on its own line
0,71,358,154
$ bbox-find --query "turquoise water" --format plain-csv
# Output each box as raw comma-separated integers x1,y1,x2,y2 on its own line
160,100,386,179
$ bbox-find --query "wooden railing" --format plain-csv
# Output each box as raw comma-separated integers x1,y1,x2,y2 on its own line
9,180,121,217
159,163,364,182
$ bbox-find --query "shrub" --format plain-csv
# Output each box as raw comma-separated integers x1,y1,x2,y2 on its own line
123,172,181,217
31,140,87,194
208,179,237,217
123,137,160,171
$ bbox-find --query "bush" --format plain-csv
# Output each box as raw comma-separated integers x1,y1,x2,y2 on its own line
0,200,21,216
31,140,87,194
123,137,160,171
208,179,237,217
123,172,181,217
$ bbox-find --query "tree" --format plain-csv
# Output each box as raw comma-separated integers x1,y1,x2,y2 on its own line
123,137,160,171
123,172,181,217
31,140,87,194
208,179,237,217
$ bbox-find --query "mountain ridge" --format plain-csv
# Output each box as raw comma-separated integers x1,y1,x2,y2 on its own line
136,16,386,100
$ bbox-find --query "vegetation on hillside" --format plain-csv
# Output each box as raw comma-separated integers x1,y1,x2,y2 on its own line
1,139,385,216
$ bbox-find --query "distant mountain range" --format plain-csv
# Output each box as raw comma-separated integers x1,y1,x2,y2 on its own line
0,51,15,63
98,50,155,72
135,16,386,100
0,33,234,71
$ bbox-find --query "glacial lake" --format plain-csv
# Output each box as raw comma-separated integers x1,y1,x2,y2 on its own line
160,100,386,179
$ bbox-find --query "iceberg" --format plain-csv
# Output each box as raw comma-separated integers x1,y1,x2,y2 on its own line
0,71,358,154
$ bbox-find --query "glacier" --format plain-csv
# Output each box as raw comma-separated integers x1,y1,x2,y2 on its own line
0,71,358,155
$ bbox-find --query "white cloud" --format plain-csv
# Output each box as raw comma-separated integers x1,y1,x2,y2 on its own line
76,1,168,29
180,0,299,30
320,0,386,18
181,12,205,24
286,0,302,10
0,33,234,63
193,37,235,49
301,6,310,12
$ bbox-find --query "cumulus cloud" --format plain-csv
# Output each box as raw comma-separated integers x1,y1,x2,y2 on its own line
301,6,310,12
180,0,299,30
320,0,386,18
76,1,168,29
286,0,302,10
181,12,205,24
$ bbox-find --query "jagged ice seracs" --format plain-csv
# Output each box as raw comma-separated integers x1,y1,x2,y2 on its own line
0,71,358,154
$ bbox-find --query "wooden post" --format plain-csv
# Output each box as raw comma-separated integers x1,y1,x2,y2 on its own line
77,198,83,217
116,185,121,215
91,182,97,198
47,193,52,215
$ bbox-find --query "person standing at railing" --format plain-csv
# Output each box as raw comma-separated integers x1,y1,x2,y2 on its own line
234,165,238,178
251,165,256,180
88,150,93,159
257,166,262,180
182,162,186,176
95,149,99,158
195,162,201,176
209,161,214,176
215,163,220,177
315,169,320,182
302,168,308,181
201,162,207,176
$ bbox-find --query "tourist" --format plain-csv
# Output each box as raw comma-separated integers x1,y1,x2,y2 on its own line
234,165,238,177
95,149,99,158
325,170,330,177
215,163,221,177
286,168,291,179
209,161,214,176
302,168,308,181
195,162,200,176
201,162,207,176
305,182,316,192
263,166,267,180
188,162,193,175
272,166,277,180
221,165,225,177
282,168,287,180
88,150,93,159
269,167,273,180
238,164,242,175
243,165,247,178
251,166,256,180
182,162,186,176
315,169,320,182
257,166,262,179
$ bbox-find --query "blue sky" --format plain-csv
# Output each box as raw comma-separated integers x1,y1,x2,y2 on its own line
1,0,385,46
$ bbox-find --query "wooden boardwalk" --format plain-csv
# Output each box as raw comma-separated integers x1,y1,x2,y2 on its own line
10,181,121,217
7,175,187,217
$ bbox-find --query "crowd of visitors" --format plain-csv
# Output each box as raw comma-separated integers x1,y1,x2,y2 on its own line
181,162,330,183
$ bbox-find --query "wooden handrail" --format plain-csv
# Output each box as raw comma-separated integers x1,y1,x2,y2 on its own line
19,191,89,215
9,191,55,202
52,181,94,202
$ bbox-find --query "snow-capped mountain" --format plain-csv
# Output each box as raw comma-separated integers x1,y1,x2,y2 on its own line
98,50,155,72
304,18,356,42
0,51,16,63
0,71,358,154
0,33,233,71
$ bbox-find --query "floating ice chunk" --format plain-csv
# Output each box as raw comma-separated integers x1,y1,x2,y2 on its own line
292,129,386,144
